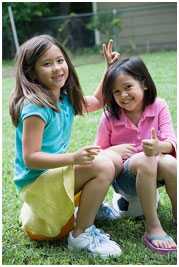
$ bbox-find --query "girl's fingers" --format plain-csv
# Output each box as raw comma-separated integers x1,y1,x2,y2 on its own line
102,43,107,58
81,145,100,150
142,140,153,146
84,154,96,163
103,40,112,58
129,146,137,152
143,146,155,157
143,147,153,154
83,155,94,161
126,145,136,152
151,127,157,139
103,40,120,66
87,151,100,157
111,52,120,63
108,39,113,54
103,43,110,60
85,146,101,153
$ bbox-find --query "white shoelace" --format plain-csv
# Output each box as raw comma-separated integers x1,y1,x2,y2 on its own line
87,226,110,250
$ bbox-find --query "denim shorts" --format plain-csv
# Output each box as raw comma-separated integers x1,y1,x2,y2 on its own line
112,159,165,197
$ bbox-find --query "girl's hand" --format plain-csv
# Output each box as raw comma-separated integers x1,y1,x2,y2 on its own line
73,145,101,165
107,144,136,160
103,39,120,66
142,128,160,156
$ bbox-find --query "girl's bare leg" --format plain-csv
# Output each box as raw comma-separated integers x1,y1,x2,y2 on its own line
128,152,176,249
130,154,162,232
73,151,122,237
157,154,177,221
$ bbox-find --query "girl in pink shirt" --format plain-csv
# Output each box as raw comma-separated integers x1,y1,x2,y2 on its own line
96,57,177,254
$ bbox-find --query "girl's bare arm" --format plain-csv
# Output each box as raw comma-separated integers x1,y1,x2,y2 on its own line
23,116,100,169
84,40,120,112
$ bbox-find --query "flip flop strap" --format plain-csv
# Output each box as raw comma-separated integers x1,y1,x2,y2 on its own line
147,234,174,242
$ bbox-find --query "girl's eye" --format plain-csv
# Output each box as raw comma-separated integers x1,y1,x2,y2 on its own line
57,58,64,64
113,90,120,95
43,62,51,67
125,84,132,90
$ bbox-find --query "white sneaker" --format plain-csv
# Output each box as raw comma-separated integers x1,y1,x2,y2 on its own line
68,225,122,258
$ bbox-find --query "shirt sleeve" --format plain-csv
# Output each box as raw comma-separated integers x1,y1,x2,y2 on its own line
95,112,112,149
158,100,176,157
21,103,51,124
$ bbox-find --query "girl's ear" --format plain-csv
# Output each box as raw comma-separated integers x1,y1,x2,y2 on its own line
144,87,148,90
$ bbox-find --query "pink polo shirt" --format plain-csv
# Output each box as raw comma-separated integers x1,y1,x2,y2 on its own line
95,98,176,157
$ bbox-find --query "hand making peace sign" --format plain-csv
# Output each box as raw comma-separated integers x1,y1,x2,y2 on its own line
103,39,120,66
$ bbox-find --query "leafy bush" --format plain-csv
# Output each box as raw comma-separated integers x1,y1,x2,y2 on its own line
87,10,122,43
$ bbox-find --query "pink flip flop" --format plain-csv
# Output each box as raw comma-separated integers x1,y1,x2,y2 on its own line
143,233,177,255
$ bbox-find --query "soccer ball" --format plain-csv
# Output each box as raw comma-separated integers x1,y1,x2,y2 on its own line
112,190,160,218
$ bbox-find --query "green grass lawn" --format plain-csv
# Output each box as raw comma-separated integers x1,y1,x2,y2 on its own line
2,51,177,265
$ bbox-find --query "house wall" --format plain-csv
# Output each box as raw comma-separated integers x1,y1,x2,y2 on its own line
96,2,177,51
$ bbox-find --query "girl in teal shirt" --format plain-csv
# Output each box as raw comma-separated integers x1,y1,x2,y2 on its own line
9,34,122,258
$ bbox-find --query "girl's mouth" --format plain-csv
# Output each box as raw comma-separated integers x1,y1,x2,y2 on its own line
121,99,132,105
52,75,64,81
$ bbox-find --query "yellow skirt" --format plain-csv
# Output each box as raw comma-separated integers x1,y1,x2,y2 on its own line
19,166,80,240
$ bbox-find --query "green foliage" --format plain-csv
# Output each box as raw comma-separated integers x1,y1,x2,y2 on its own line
57,13,77,48
2,3,55,58
2,51,177,265
87,11,122,42
2,2,51,24
2,3,49,36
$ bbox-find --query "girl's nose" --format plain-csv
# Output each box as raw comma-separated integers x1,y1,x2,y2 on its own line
52,62,60,72
121,91,128,98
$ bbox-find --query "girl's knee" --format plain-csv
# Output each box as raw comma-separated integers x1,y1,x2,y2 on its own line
101,150,123,170
93,154,116,183
158,155,177,177
129,153,157,177
159,154,176,169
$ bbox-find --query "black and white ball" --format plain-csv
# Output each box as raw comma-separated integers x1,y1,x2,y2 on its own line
112,190,160,218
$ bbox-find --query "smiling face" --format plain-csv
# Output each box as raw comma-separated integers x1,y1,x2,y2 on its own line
34,44,69,98
112,73,145,114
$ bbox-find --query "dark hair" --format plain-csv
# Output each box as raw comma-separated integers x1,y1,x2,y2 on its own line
9,34,86,126
102,56,157,119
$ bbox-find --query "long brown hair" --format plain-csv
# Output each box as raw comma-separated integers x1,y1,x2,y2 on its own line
9,34,86,126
